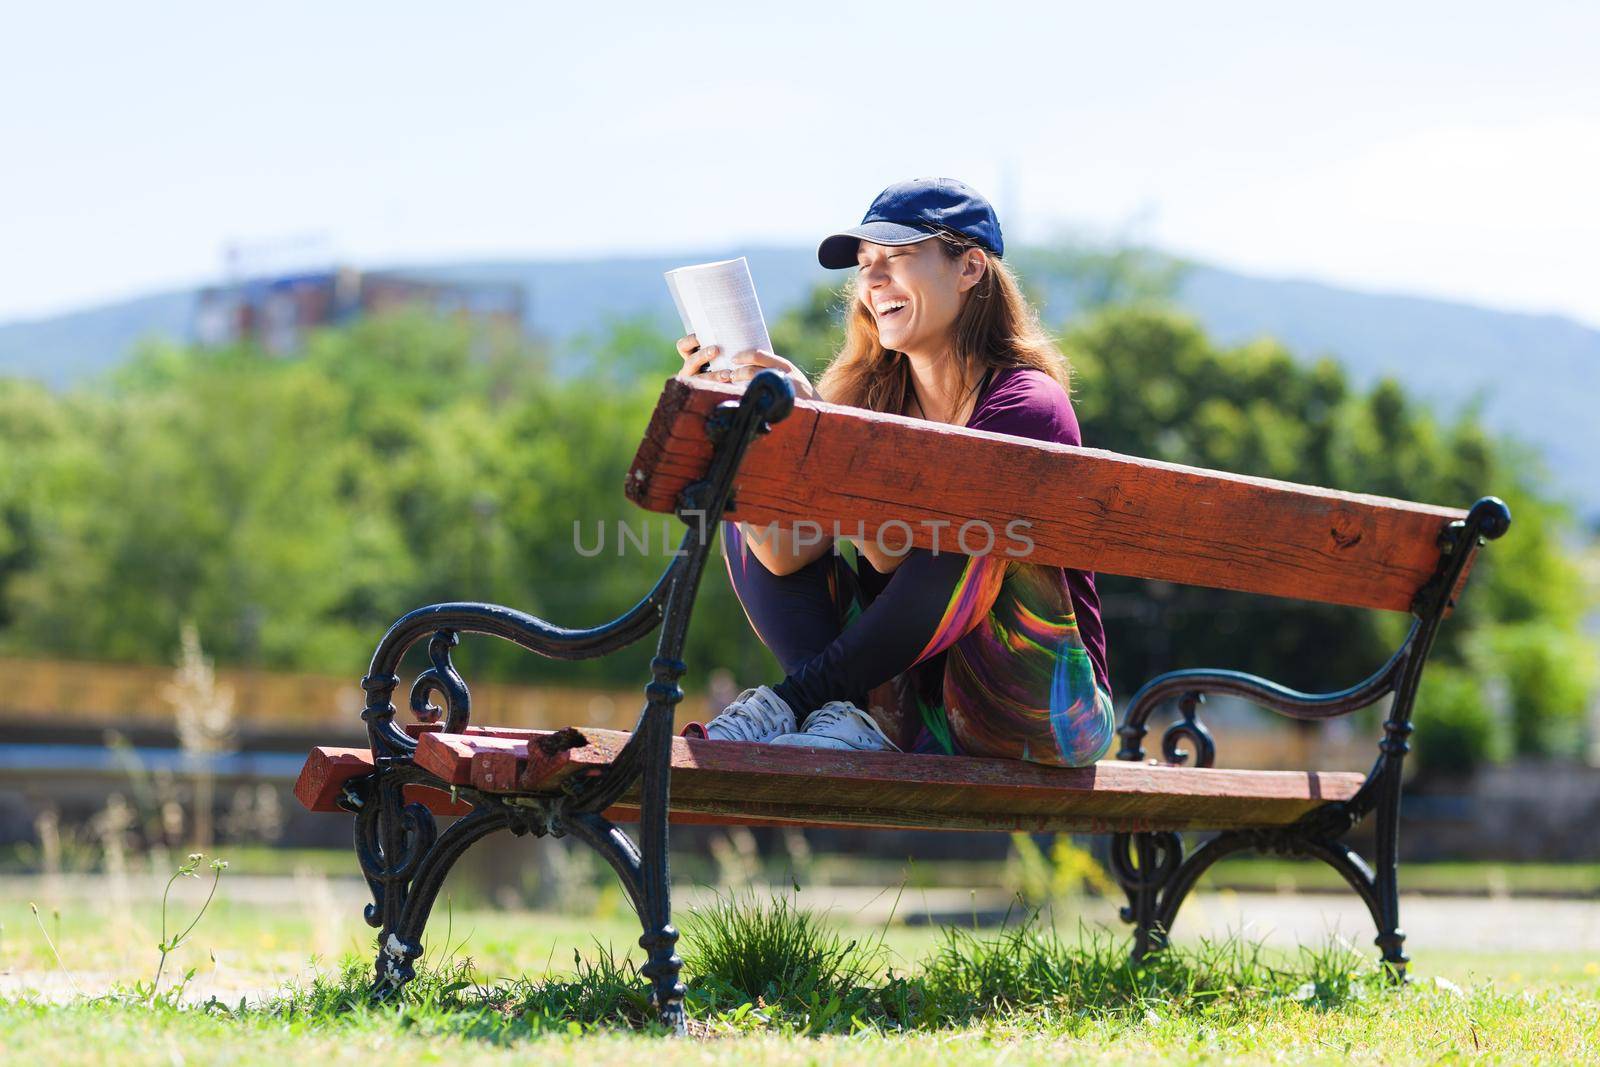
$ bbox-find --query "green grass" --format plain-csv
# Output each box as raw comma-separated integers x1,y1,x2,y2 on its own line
4,876,1599,1065
683,889,892,1012
3,932,1596,1064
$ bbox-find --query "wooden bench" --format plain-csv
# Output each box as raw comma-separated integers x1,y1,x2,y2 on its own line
295,371,1509,1030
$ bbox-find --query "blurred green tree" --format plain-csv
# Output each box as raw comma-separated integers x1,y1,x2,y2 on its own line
0,269,1592,764
1060,305,1593,758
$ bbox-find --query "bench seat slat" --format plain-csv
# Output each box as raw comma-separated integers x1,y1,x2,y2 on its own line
626,379,1468,613
293,746,473,816
293,744,1090,832
408,728,1363,834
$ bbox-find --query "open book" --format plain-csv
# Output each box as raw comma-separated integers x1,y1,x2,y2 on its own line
664,257,771,375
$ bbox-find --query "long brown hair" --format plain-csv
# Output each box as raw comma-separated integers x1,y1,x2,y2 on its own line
815,228,1069,415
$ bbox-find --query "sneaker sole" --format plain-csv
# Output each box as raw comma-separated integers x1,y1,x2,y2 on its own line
767,733,892,752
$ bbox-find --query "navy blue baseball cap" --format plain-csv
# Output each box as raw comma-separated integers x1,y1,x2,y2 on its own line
817,177,1004,269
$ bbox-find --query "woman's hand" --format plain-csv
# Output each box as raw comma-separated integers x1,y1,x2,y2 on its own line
674,335,820,401
672,337,825,575
722,348,821,401
674,334,718,381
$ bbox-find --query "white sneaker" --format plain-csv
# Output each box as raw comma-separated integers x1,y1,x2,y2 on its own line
704,685,797,743
769,701,900,752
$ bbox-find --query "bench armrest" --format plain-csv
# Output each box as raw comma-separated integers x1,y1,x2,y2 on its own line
1115,626,1415,767
1115,497,1511,770
359,563,683,757
362,371,799,764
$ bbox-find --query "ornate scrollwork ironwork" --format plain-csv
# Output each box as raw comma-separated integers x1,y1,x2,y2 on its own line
1160,692,1216,767
1108,832,1181,903
353,786,439,930
1108,830,1183,958
409,629,471,733
349,768,519,991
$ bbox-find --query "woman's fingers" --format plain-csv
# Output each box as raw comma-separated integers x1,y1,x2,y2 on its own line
724,349,818,398
728,348,792,374
687,348,762,384
734,348,782,366
675,342,720,381
682,345,783,382
677,346,818,398
675,334,709,377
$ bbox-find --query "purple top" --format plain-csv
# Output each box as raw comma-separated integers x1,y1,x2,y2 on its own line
963,365,1112,696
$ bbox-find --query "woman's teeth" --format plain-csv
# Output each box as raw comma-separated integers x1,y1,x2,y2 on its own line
875,299,907,318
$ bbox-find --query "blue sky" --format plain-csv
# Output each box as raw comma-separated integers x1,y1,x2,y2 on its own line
3,1,1597,326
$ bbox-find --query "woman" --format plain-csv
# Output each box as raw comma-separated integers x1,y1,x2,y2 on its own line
675,178,1114,767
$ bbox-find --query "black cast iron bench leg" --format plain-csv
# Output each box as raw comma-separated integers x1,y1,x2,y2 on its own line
1110,497,1509,980
338,372,794,1031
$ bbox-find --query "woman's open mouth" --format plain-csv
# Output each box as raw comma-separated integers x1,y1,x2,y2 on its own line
875,298,909,323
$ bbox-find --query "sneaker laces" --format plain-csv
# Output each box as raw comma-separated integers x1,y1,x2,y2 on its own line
799,701,900,751
706,686,795,742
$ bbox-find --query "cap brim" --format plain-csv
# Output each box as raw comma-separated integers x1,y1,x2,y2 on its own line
817,221,937,269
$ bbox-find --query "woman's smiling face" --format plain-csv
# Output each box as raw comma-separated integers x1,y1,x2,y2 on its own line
855,238,982,356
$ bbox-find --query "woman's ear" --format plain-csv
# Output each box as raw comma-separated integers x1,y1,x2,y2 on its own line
955,248,988,293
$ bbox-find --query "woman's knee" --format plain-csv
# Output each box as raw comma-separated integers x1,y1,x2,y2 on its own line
945,688,1115,768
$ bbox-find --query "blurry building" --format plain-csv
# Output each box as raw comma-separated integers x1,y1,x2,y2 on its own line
194,266,524,354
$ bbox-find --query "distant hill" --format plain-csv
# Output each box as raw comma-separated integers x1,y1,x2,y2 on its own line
2,249,1594,519
1174,267,1597,515
0,289,194,387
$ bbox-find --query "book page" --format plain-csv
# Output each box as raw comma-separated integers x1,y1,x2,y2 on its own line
663,257,771,374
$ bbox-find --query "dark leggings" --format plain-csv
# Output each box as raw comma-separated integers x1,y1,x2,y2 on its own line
722,520,968,716
719,520,1115,766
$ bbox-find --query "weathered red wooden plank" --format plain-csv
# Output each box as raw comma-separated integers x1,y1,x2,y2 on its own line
411,731,531,789
625,378,1469,613
292,746,473,815
294,747,372,811
296,739,1009,829
416,728,1364,833
404,722,545,741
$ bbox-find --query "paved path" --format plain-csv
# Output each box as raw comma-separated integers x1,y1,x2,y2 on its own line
9,873,1599,952
1153,889,1600,954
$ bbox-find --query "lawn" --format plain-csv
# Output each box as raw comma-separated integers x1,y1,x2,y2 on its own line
2,864,1597,1065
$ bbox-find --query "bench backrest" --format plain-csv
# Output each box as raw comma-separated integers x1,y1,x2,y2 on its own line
626,379,1469,614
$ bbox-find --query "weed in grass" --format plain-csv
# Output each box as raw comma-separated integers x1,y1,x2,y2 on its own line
681,889,889,1017
260,941,663,1041
903,909,1386,1029
29,902,82,997
142,852,229,1004
496,945,658,1032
